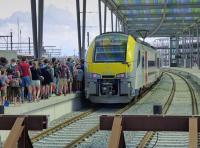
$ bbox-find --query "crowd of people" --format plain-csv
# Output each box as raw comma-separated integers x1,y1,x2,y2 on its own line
0,57,84,106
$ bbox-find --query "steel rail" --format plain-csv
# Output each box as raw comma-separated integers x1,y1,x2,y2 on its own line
170,71,199,115
65,73,163,147
138,71,199,147
137,72,176,148
31,108,96,143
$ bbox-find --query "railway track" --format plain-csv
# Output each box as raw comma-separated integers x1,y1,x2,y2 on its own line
73,74,174,148
137,71,199,148
76,71,199,148
32,74,162,148
31,109,97,143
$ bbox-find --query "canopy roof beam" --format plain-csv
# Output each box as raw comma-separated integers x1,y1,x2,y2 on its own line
118,3,200,10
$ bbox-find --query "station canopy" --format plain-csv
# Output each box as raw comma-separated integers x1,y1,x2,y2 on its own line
103,0,200,37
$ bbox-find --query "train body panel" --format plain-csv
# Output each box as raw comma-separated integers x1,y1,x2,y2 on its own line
85,32,160,103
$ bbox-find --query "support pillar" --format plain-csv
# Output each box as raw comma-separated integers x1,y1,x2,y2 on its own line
10,32,13,51
111,10,113,32
116,16,118,32
176,35,180,67
98,0,102,34
170,36,177,67
28,37,31,55
38,0,44,59
191,29,194,68
197,24,200,69
182,32,186,67
31,0,38,59
104,2,107,33
76,0,82,59
81,0,87,60
189,29,192,68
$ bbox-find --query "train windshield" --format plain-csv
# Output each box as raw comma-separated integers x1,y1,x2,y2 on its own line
94,34,128,62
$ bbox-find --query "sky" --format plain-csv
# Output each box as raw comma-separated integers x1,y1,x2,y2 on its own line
0,0,158,57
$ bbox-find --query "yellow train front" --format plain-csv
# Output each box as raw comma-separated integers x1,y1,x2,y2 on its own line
85,32,160,103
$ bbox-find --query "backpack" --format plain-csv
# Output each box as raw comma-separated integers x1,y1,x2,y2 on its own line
7,65,17,77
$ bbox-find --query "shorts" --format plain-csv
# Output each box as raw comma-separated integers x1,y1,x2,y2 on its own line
11,87,20,97
21,76,31,87
60,78,67,85
32,80,40,87
42,80,51,86
1,89,6,97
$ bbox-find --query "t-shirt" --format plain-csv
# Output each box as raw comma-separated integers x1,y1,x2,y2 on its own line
7,64,19,78
0,75,8,85
20,62,30,77
77,69,83,81
31,67,41,80
60,64,69,79
40,65,53,82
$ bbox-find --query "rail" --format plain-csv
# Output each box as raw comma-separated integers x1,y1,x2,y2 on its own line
31,108,96,143
138,72,176,148
64,74,163,147
137,71,199,148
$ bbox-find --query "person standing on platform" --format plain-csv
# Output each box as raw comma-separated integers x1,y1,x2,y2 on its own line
19,57,32,102
59,62,69,96
7,59,21,105
40,59,52,99
31,61,41,102
76,65,83,91
54,61,61,95
0,69,9,105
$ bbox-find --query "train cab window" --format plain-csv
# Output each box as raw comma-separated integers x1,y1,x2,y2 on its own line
94,34,128,63
94,46,126,62
137,50,140,67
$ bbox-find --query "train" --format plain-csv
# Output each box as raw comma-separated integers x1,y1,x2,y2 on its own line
85,32,160,103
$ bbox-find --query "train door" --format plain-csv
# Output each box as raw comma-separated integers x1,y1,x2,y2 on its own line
142,51,145,86
144,51,148,85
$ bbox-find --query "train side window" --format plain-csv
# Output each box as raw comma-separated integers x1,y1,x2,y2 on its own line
137,50,140,67
157,58,160,68
142,56,144,68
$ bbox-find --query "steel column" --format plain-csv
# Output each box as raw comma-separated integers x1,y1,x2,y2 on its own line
176,35,179,66
118,21,120,32
197,24,200,69
111,10,113,32
184,32,187,67
31,0,38,59
10,32,13,50
189,29,192,68
76,0,82,59
191,29,194,68
28,37,31,54
182,32,186,67
98,0,102,34
81,0,87,60
104,2,107,33
116,16,118,32
38,0,44,59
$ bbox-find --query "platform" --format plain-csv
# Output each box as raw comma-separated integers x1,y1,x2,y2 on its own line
5,93,82,120
0,93,82,143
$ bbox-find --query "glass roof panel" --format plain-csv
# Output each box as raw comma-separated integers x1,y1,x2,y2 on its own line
108,0,200,36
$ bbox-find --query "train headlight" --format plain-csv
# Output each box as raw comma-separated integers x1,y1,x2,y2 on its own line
88,73,101,79
116,73,126,78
